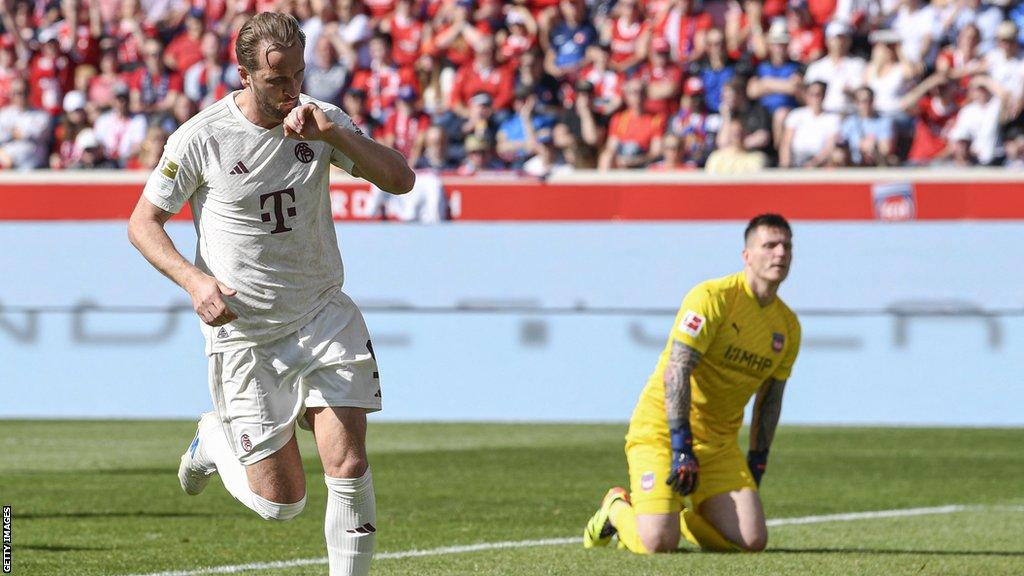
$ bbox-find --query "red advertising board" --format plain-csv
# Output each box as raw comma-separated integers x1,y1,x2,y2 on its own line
1,172,1022,221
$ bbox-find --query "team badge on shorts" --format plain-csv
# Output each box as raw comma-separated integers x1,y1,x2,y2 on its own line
679,311,705,338
641,472,656,492
294,142,315,163
772,332,785,353
240,434,253,452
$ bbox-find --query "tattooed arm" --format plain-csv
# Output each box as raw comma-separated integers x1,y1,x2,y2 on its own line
664,341,702,430
747,378,787,486
664,341,702,495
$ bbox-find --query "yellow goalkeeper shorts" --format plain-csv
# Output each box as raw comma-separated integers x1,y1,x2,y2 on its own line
625,435,757,515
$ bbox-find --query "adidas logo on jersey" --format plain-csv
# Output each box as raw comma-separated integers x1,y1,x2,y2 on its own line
229,161,250,175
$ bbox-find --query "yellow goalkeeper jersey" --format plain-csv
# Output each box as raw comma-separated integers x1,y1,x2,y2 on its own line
628,271,801,445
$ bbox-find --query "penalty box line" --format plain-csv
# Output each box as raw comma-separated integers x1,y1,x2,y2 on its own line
125,504,1020,576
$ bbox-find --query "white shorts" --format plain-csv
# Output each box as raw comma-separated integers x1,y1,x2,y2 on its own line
208,291,381,465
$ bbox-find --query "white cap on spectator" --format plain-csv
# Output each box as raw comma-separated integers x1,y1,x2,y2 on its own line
506,10,526,25
996,21,1019,41
38,27,60,44
76,129,100,150
767,20,790,44
63,90,86,113
825,20,853,39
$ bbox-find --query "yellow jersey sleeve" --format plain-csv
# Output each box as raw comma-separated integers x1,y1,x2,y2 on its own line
770,313,801,381
672,281,729,355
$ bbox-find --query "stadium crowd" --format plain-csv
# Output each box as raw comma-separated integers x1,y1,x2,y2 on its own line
2,0,1024,175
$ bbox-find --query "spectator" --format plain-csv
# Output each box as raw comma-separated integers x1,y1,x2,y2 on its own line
648,133,689,170
497,89,558,167
805,20,865,114
560,79,606,153
694,28,738,113
663,0,713,64
92,84,148,166
577,44,623,117
779,80,841,167
785,0,825,64
448,34,515,118
543,0,597,79
899,72,959,166
428,0,488,73
87,46,126,111
341,87,380,138
705,117,768,173
381,86,430,168
947,74,1013,166
165,9,206,73
28,31,72,116
891,0,940,72
522,131,569,176
126,124,168,170
724,0,769,61
301,33,351,105
601,0,649,75
638,37,683,116
459,91,499,148
68,128,117,169
380,0,426,73
942,0,1003,54
50,90,92,169
984,21,1024,118
0,45,18,109
599,78,665,169
935,23,986,86
0,79,52,170
666,76,714,167
458,134,506,174
416,124,460,171
352,33,418,123
129,38,183,115
496,6,538,68
414,54,446,115
514,48,560,109
840,87,896,166
184,31,235,110
748,22,802,147
717,76,772,158
864,28,914,119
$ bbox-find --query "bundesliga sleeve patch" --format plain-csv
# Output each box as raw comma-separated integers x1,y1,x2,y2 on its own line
678,311,705,338
160,158,180,180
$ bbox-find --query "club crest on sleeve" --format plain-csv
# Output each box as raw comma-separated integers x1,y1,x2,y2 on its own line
641,472,656,492
240,433,253,452
294,142,315,163
678,311,705,337
160,158,180,180
772,332,785,353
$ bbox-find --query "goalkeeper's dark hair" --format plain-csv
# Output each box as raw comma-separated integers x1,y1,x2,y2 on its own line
236,12,306,72
744,213,791,243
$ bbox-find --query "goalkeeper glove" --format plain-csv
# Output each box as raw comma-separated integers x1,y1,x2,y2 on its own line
747,449,769,486
666,424,699,496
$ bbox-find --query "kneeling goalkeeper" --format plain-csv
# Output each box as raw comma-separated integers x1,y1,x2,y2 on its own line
584,213,802,553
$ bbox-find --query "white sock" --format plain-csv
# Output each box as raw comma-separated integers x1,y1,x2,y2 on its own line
324,469,376,576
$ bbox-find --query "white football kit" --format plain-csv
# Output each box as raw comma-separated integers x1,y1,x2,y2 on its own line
144,91,381,463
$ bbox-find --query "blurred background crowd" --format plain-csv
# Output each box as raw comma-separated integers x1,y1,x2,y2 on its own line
2,0,1024,175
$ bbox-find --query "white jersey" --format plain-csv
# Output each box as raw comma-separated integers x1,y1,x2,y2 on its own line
143,91,366,354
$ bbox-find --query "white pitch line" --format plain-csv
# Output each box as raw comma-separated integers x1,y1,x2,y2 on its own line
124,504,1017,576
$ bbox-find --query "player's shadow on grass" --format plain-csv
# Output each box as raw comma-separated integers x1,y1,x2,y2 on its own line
18,511,229,520
768,547,1024,558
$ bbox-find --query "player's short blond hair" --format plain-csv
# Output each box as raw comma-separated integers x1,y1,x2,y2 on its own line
235,12,306,72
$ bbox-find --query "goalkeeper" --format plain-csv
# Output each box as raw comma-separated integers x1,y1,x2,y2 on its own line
584,213,801,553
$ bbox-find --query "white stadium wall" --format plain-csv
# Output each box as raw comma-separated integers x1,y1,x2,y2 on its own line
2,218,1022,425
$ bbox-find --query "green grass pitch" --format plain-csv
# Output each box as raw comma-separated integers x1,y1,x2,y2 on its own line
2,421,1022,575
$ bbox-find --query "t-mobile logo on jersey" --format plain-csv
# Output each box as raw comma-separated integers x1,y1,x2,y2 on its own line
260,188,297,234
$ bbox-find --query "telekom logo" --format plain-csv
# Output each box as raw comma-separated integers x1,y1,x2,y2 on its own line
260,188,297,233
